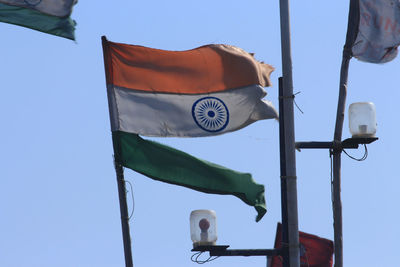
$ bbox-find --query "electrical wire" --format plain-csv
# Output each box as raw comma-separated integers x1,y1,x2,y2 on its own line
329,149,334,213
191,252,206,264
205,256,220,263
343,144,368,161
293,91,304,114
279,91,304,114
330,144,368,213
125,180,135,220
190,252,220,264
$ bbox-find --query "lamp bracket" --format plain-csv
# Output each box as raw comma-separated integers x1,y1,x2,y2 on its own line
192,245,282,257
295,137,378,150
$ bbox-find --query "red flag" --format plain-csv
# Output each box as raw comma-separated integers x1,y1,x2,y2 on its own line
269,223,334,267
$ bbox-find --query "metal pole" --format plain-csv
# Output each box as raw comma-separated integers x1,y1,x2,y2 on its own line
332,1,359,266
278,0,300,264
114,161,134,267
102,36,134,267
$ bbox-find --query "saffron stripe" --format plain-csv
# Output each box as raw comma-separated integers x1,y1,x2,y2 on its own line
102,38,274,94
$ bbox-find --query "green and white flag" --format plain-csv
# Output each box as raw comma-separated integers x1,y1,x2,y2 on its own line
0,0,77,40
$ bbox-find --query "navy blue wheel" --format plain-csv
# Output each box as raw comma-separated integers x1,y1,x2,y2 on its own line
192,97,229,132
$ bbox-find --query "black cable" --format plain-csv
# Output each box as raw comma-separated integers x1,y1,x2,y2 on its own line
190,252,220,264
125,180,135,220
293,91,304,114
206,256,220,263
330,144,368,213
195,252,210,264
193,252,208,264
191,252,202,263
343,144,368,161
329,149,334,213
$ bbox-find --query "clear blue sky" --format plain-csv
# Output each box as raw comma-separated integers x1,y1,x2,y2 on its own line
1,1,398,267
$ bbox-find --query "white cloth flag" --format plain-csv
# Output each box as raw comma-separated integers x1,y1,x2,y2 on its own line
352,0,400,63
0,0,75,17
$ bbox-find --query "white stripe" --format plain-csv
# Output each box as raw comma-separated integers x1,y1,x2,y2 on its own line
108,85,278,137
0,0,76,17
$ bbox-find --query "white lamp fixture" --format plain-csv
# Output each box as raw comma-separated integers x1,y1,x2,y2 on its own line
348,102,377,138
190,209,217,248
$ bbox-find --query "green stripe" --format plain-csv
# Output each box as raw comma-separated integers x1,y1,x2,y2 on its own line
0,3,75,40
113,131,267,222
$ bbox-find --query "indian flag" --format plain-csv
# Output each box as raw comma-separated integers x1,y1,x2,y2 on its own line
102,36,277,221
0,0,76,40
102,37,277,137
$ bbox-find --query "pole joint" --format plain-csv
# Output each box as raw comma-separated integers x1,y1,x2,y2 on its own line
332,140,343,154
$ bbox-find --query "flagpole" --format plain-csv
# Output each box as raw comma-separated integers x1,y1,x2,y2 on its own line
278,0,300,266
102,36,134,267
332,1,359,266
114,160,134,267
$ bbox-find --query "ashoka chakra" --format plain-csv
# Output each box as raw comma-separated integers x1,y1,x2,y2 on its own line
192,97,229,132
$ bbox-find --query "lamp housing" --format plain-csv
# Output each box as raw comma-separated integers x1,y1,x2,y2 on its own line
349,102,377,138
190,210,217,248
